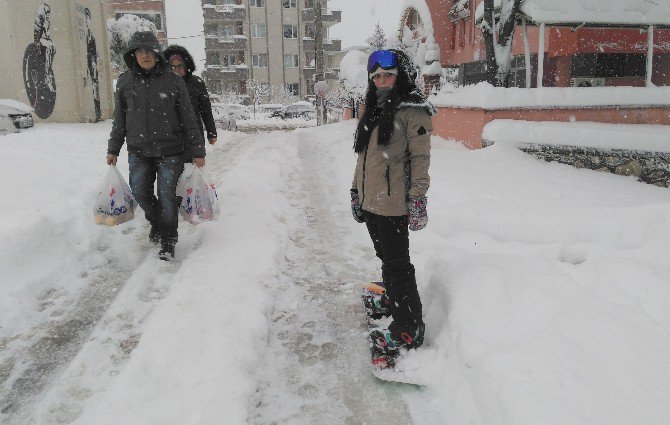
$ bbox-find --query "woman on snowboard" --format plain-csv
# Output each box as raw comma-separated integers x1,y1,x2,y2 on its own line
351,49,434,353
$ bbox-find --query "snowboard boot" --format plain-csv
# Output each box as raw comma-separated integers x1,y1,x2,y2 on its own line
363,291,392,320
370,321,425,354
149,224,160,244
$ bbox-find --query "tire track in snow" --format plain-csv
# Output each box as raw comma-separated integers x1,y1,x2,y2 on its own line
251,128,416,424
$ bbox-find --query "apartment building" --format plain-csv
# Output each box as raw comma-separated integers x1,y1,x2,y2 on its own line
201,0,342,101
108,0,168,47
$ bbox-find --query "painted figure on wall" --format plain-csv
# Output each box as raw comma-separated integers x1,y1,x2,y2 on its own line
23,0,57,119
85,7,101,121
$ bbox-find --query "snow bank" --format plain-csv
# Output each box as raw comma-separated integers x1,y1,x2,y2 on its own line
483,120,670,152
431,82,670,109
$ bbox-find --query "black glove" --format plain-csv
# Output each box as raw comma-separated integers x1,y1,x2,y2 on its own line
350,189,365,223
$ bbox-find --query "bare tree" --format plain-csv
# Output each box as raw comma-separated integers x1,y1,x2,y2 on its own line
481,0,522,86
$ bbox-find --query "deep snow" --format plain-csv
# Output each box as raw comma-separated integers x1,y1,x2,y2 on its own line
1,121,670,424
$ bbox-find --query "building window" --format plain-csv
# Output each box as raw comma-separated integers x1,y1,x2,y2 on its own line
207,51,221,65
222,53,239,66
251,23,267,38
116,12,163,31
304,25,315,39
305,52,315,68
283,0,298,8
283,25,298,39
305,0,314,8
285,83,299,95
252,53,268,67
284,54,299,68
250,0,264,6
204,22,218,36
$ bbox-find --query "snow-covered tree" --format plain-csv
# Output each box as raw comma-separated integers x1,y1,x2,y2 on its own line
108,14,158,71
480,0,522,87
338,50,368,101
365,24,387,50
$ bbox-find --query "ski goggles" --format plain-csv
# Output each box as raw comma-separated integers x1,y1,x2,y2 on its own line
367,50,398,73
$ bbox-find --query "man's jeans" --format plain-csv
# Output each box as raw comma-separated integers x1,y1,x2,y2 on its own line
128,154,182,245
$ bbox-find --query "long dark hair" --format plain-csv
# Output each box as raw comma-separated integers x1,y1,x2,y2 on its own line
353,49,423,153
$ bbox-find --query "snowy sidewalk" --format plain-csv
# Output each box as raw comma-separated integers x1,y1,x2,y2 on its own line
2,121,670,424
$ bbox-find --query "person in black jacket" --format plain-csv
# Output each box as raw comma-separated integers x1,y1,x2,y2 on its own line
106,31,206,261
164,45,217,151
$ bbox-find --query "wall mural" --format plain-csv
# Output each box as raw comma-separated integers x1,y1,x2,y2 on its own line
23,0,57,119
84,7,101,122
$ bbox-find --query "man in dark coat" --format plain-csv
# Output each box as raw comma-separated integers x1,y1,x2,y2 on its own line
164,44,217,152
106,31,205,260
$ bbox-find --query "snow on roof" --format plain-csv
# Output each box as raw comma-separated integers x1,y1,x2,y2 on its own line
521,0,670,27
475,0,670,27
431,83,670,109
484,120,670,153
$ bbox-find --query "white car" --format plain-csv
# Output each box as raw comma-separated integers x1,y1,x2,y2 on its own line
223,103,252,120
211,104,237,131
0,99,34,135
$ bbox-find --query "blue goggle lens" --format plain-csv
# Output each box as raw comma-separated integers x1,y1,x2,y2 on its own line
367,50,398,72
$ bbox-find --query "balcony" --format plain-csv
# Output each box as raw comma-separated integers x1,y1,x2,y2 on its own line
302,38,341,53
203,65,249,81
203,4,246,21
301,8,341,27
205,35,248,51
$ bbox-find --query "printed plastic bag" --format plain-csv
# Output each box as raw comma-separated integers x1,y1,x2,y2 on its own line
93,165,137,226
177,165,220,224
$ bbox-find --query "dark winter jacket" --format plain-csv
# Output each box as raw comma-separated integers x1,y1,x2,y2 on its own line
108,32,205,160
164,45,217,143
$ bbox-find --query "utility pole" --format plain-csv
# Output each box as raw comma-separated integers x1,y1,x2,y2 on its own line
314,0,325,125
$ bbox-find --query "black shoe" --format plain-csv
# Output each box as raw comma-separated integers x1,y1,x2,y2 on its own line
149,225,160,244
158,243,174,261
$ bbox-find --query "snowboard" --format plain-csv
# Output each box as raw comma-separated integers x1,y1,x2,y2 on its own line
362,282,425,386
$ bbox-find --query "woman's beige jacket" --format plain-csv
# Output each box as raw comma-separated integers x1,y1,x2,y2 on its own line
352,106,432,216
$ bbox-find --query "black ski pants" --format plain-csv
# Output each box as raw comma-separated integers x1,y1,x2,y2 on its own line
363,210,423,329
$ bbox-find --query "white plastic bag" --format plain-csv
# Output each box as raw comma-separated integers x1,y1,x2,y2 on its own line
177,165,220,224
93,165,137,226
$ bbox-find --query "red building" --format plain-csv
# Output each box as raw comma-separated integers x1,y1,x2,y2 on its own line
108,0,168,47
400,0,670,88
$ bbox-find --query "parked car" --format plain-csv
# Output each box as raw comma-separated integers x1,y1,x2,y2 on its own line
0,99,34,135
280,102,316,120
257,103,284,114
211,104,237,131
269,102,317,120
269,106,287,119
223,103,251,120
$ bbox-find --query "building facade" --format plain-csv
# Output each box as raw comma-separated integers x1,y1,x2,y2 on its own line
0,0,114,123
108,0,168,47
201,0,341,102
401,0,670,88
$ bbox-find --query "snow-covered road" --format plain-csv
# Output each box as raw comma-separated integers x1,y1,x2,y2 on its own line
2,120,670,424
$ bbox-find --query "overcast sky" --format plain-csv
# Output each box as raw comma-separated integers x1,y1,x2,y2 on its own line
328,0,406,49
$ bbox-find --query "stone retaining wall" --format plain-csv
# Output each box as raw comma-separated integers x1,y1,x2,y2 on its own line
517,143,670,187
